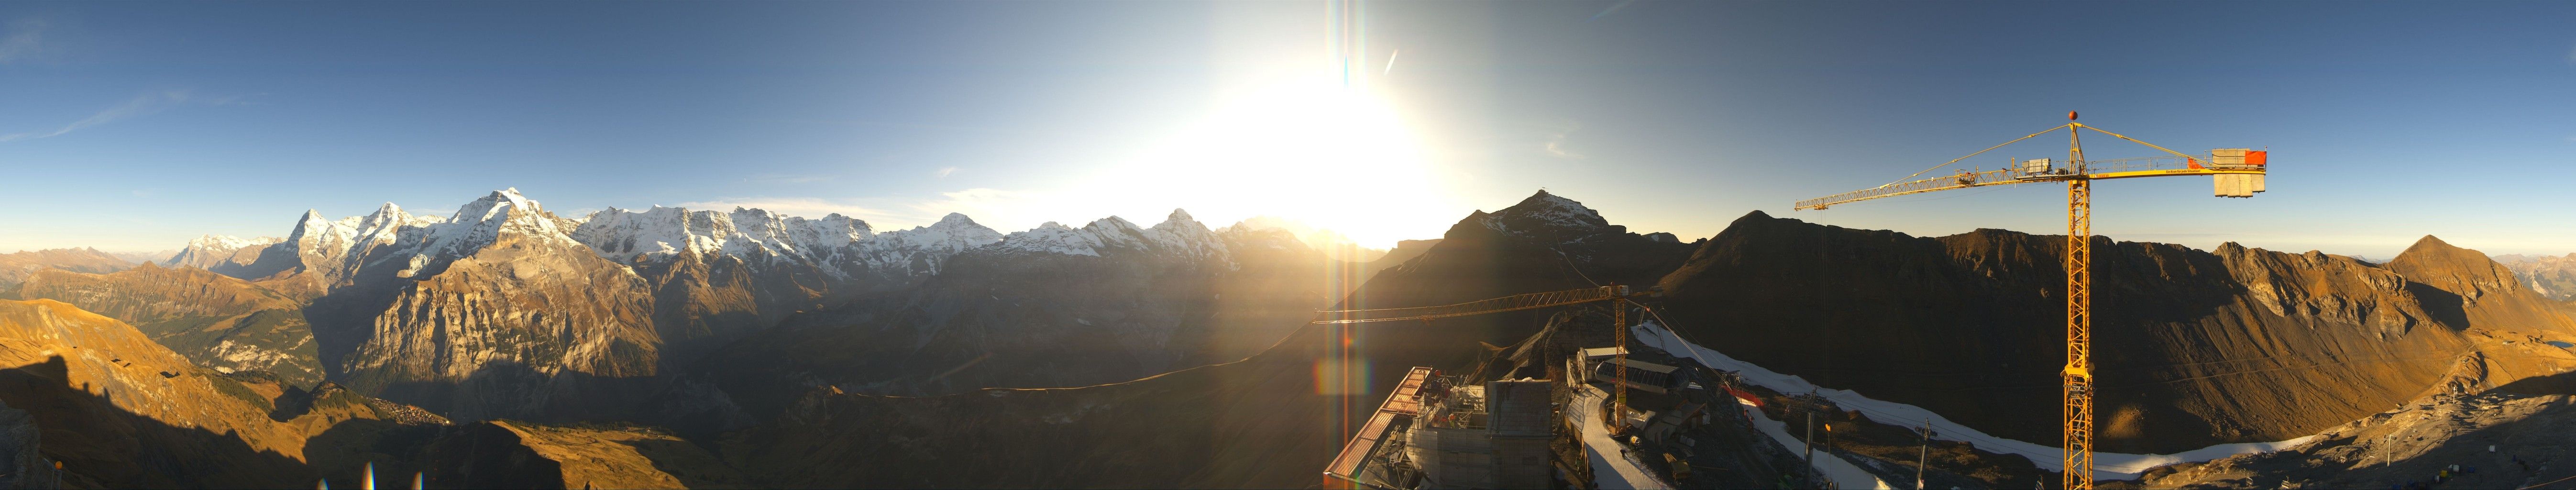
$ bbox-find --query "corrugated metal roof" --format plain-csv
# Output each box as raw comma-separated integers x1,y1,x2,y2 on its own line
1323,367,1437,483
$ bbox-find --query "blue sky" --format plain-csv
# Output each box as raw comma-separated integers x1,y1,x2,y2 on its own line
2,1,2572,258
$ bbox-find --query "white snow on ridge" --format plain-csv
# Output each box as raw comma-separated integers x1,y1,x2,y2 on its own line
184,234,278,252
571,206,874,264
199,188,1271,282
1629,321,2319,481
983,209,1232,261
165,234,284,267
993,222,1104,256
1480,190,1613,239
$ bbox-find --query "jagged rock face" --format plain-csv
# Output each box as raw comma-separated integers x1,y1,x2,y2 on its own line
214,203,450,301
93,189,1014,423
573,207,1002,367
164,235,282,277
1651,211,2576,454
704,210,1347,413
0,248,132,288
8,264,324,386
310,191,663,421
2497,253,2576,302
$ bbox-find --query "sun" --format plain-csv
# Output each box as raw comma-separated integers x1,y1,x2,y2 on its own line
1094,70,1460,249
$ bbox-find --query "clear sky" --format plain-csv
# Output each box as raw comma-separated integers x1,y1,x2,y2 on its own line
3,1,2572,259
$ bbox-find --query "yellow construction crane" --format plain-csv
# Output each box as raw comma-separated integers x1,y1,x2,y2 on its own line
1315,285,1656,415
1794,112,2267,490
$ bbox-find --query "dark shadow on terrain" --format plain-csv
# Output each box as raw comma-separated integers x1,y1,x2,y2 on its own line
304,417,442,489
2496,371,2576,396
363,360,745,441
0,356,312,487
267,382,315,422
2404,281,2475,332
620,436,749,488
1652,218,2246,451
418,421,568,489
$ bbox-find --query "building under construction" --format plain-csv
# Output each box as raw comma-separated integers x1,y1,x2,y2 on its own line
1322,368,1555,490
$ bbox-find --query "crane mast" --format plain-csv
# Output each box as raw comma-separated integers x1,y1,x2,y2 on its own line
1796,113,2266,490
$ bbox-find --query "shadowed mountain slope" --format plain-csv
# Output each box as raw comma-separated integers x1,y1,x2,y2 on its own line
8,263,325,386
0,298,442,487
1650,211,2576,454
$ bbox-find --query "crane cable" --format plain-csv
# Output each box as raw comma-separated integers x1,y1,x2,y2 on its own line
2074,124,2202,161
1878,123,2071,189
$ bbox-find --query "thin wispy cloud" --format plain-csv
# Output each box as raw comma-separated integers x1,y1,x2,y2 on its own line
1589,0,1639,21
738,173,835,184
1542,122,1586,159
0,19,46,64
935,167,960,178
0,90,231,142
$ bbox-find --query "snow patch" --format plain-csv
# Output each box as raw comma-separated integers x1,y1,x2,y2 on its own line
1631,321,2318,480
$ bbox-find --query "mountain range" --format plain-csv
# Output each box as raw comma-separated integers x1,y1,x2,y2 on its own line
0,188,2571,488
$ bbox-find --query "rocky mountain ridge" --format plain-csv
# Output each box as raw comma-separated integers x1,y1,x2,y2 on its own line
2496,253,2576,302
0,248,133,289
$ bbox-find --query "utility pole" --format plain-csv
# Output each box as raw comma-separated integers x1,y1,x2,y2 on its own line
1804,400,1817,486
1612,285,1629,418
1917,420,1934,490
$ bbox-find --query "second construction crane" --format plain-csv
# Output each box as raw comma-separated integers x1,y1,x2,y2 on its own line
1794,112,2267,490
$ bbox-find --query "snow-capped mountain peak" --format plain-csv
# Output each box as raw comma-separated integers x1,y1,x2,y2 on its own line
1480,189,1614,241
395,189,582,277
978,211,1230,262
185,234,276,252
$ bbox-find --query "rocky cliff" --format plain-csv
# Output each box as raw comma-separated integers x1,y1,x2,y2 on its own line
303,190,665,421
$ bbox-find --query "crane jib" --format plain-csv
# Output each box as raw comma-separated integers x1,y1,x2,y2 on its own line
1789,118,2266,490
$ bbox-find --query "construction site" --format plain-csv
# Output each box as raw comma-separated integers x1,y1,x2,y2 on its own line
1319,115,2316,490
